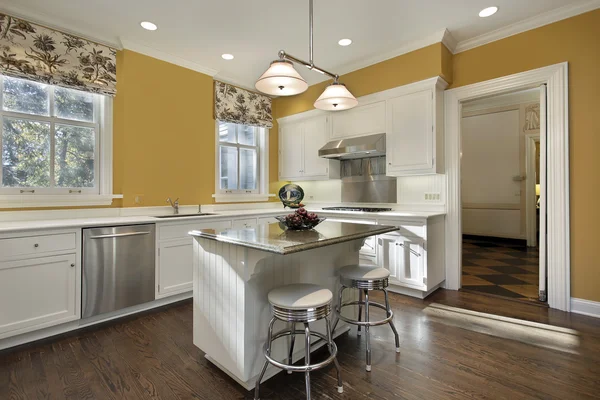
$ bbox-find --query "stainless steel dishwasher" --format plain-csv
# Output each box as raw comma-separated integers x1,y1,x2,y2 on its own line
82,224,155,318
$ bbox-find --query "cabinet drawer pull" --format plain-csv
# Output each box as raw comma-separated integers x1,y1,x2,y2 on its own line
34,243,39,248
20,189,35,193
397,243,421,257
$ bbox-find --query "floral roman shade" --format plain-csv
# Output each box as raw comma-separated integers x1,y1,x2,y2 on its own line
214,80,273,128
0,13,117,96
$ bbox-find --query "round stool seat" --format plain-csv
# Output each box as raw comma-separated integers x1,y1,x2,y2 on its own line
268,284,333,310
339,265,390,281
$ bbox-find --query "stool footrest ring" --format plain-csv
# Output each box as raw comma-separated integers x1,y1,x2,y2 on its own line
263,329,338,373
336,301,394,327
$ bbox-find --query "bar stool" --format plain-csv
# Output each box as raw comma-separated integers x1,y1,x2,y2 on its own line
254,283,343,400
332,265,400,372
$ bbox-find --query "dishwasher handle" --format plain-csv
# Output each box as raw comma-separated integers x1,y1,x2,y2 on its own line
88,231,151,239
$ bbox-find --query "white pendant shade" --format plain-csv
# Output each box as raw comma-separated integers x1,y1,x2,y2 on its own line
314,82,358,111
255,60,308,96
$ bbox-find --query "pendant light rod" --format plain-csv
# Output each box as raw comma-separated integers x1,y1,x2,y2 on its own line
309,0,314,65
277,50,339,82
273,0,340,83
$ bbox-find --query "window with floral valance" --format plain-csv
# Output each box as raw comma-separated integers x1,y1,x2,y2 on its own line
0,13,117,96
214,80,272,129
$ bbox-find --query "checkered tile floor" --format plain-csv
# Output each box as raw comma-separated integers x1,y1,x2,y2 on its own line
462,238,541,302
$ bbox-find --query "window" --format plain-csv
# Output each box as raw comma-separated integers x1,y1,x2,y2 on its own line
0,75,117,207
215,121,269,202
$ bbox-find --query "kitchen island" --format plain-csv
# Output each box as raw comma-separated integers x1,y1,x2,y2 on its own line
189,221,397,389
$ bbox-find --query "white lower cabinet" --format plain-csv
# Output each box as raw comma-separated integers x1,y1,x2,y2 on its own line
156,219,230,299
157,239,194,297
0,253,79,339
377,233,426,290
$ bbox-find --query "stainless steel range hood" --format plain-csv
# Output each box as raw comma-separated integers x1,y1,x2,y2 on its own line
318,133,386,160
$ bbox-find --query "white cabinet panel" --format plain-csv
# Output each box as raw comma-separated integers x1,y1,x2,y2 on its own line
279,123,304,180
157,239,193,297
302,116,330,177
387,89,434,173
331,101,386,139
159,220,232,241
395,236,425,288
0,254,78,339
258,215,285,224
278,115,339,181
377,234,425,289
0,232,76,261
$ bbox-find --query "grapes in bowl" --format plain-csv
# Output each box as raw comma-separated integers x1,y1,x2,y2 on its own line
275,208,326,231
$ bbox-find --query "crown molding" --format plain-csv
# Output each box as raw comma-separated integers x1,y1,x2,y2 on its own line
306,29,450,85
0,5,122,49
441,29,458,53
462,87,540,114
119,39,218,76
454,0,600,53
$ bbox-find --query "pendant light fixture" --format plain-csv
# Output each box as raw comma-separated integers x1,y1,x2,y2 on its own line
255,0,357,110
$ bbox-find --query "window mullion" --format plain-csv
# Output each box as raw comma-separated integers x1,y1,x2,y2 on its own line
49,87,56,189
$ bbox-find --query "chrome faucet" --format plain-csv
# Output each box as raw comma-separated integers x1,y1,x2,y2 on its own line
166,197,179,214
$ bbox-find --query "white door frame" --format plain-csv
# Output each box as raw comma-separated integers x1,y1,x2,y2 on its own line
525,133,541,248
444,63,570,311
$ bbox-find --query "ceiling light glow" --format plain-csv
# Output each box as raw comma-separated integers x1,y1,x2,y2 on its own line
140,21,158,31
221,54,234,60
338,38,352,46
479,6,498,17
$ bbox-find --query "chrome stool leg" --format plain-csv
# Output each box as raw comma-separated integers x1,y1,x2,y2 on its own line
357,289,363,336
304,323,311,400
325,317,344,393
331,285,345,333
383,289,400,352
287,322,296,374
364,289,371,372
255,317,276,400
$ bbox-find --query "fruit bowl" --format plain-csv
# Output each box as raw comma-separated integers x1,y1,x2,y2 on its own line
275,208,326,231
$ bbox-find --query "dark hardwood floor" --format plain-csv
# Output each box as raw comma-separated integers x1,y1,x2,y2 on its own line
2,290,600,399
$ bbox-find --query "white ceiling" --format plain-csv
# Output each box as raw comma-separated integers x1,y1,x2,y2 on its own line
1,0,596,88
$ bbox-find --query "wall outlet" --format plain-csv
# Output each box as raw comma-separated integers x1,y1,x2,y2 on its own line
424,192,441,202
134,194,144,205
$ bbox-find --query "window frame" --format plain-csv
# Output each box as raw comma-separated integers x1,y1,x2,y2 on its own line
214,120,270,203
0,75,119,208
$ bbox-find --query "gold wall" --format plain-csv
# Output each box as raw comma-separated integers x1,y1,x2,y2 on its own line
114,50,280,207
451,9,600,302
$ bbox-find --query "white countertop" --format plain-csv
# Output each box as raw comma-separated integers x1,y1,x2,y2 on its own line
0,205,445,234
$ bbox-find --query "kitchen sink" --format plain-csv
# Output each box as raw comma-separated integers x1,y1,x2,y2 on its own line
154,213,215,218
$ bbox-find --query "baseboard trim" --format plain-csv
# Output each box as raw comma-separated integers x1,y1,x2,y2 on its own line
570,298,600,318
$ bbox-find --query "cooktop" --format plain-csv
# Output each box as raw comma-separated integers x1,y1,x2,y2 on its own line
321,207,393,213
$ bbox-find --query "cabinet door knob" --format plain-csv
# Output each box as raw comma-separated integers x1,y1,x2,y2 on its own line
388,163,392,166
34,243,39,248
70,263,75,267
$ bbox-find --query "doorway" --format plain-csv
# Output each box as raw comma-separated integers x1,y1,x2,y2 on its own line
459,89,543,303
444,63,570,311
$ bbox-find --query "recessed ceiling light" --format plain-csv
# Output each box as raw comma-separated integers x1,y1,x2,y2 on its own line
221,54,234,60
140,21,157,31
479,6,498,17
338,38,352,46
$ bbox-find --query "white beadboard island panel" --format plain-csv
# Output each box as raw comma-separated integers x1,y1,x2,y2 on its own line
192,237,360,389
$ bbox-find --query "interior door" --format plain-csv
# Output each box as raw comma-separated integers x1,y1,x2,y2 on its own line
461,109,522,238
302,116,330,177
279,122,304,179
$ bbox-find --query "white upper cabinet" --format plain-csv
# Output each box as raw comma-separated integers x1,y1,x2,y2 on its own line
277,76,447,178
279,115,340,181
386,77,446,175
330,101,386,139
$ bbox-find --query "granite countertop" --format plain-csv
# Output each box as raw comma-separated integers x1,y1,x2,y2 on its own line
189,221,398,255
